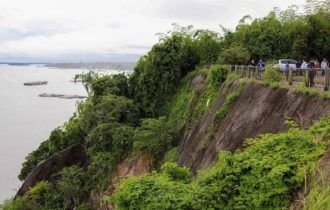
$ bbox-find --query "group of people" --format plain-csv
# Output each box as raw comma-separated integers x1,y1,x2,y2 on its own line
249,58,329,87
249,59,265,70
249,59,265,79
298,58,329,70
296,58,329,87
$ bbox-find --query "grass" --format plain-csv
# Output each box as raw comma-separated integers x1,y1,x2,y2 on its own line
293,169,330,210
302,184,330,210
166,66,229,137
295,83,330,99
190,66,228,125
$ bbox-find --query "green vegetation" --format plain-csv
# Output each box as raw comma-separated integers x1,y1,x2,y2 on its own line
217,45,250,65
302,184,330,210
133,117,174,164
190,66,228,124
2,167,92,210
295,83,330,99
162,65,229,153
213,84,243,125
3,1,330,209
163,147,179,163
8,24,226,210
296,168,330,210
112,115,330,209
160,162,191,183
222,3,330,60
129,26,223,118
263,66,282,88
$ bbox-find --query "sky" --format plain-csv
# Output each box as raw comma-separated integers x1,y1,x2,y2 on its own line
0,0,306,63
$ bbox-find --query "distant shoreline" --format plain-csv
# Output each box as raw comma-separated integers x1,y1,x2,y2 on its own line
0,62,136,71
0,62,47,66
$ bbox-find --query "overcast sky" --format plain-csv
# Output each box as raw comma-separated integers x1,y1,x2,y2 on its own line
0,0,306,62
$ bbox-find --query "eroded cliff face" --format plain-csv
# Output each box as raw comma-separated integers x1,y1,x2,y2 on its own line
178,80,330,171
98,154,151,210
16,145,88,197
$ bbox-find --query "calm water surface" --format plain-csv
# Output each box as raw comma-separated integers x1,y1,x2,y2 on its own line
0,64,88,202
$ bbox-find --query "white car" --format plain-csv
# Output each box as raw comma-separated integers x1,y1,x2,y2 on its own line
273,59,297,71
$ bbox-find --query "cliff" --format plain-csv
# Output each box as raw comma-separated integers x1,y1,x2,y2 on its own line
12,73,330,210
178,80,330,171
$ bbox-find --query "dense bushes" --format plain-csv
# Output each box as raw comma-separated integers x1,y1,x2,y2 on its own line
160,162,191,183
133,117,174,163
112,115,330,209
56,166,90,208
264,67,282,88
217,45,250,65
111,173,198,210
194,30,222,65
3,167,92,210
17,75,142,208
76,72,129,99
90,74,129,98
80,95,139,129
18,94,139,181
129,34,199,117
129,27,224,117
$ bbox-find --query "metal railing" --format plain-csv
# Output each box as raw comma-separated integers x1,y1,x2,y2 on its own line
222,65,330,91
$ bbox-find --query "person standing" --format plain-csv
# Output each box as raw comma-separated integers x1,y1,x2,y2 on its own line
321,58,329,76
285,61,289,80
315,59,320,68
296,60,302,69
257,59,264,69
251,59,256,66
321,58,329,69
301,60,308,69
256,59,264,79
307,60,315,87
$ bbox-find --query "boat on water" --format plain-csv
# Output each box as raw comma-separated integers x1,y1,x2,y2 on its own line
39,93,86,99
24,81,48,86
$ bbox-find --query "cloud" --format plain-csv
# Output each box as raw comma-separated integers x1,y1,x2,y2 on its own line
0,0,306,62
152,0,227,20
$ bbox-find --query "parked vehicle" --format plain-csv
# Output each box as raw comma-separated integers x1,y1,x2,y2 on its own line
273,59,297,71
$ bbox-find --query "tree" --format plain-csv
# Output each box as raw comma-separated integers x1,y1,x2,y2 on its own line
194,30,222,66
217,45,250,65
129,33,199,117
133,117,174,162
57,166,90,209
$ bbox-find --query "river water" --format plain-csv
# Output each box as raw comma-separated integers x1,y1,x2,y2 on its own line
0,64,90,202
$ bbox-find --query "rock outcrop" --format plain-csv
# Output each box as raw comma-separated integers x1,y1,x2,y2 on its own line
178,81,330,171
16,145,88,197
91,154,151,210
